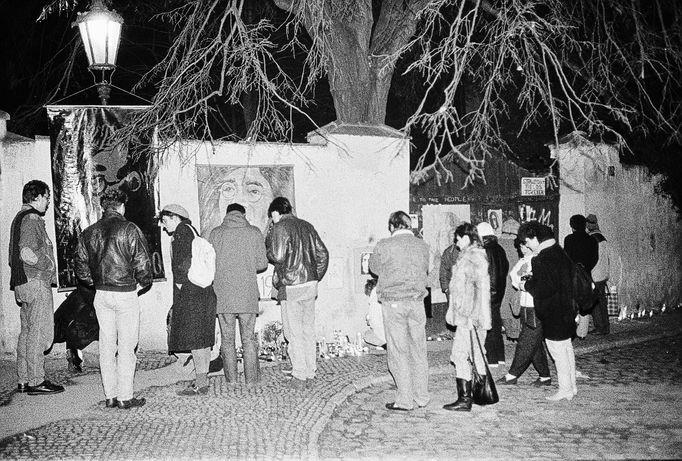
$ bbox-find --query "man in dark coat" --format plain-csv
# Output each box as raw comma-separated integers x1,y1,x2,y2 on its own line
266,197,329,389
75,189,152,409
519,221,577,401
439,241,458,300
209,203,268,385
563,214,598,272
477,222,509,365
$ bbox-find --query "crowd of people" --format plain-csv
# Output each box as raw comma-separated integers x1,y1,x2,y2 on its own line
9,178,611,413
9,181,329,407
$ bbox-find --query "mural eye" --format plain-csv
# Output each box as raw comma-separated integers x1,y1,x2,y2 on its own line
247,185,263,202
220,182,237,198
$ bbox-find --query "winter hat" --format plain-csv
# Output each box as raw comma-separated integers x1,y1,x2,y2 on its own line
158,204,190,220
586,213,600,232
476,222,495,238
501,218,520,238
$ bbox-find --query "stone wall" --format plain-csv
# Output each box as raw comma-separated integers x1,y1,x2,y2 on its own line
554,135,682,310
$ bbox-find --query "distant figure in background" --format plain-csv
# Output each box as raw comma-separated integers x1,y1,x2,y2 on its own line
266,197,329,389
75,189,152,409
586,214,611,335
9,180,64,395
563,215,598,272
158,204,217,396
477,222,509,366
209,203,268,386
563,214,598,338
370,211,430,411
362,277,386,348
439,239,459,302
519,221,578,401
498,238,551,387
443,223,490,412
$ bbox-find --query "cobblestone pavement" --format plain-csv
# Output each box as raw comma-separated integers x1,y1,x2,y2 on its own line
319,334,682,460
0,311,680,460
0,351,177,407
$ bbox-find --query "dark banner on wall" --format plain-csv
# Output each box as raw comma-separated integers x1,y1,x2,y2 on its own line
47,106,165,290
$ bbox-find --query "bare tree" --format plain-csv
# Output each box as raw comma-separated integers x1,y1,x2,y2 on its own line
38,0,682,185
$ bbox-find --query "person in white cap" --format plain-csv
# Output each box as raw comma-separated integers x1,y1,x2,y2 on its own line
158,204,217,396
476,221,509,366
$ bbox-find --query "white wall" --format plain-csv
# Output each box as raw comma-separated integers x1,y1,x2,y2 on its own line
555,137,682,310
0,130,409,355
158,133,410,344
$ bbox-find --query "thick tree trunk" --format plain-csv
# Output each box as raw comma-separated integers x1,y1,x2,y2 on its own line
274,0,427,125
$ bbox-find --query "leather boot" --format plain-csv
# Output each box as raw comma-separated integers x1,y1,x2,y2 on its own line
443,378,472,411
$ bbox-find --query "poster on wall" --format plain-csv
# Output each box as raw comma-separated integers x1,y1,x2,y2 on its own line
420,204,471,304
47,106,165,290
196,164,295,298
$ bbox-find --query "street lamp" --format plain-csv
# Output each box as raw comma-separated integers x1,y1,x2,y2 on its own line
75,0,123,105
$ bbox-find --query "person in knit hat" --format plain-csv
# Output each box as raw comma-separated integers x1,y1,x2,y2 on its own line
586,214,611,335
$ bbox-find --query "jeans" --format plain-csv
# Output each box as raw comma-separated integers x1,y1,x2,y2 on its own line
281,281,318,381
545,338,577,396
508,308,550,378
218,313,259,384
592,281,610,334
94,290,140,401
15,279,54,386
382,299,429,409
451,326,487,381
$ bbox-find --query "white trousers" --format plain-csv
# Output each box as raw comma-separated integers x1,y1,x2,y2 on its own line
94,290,141,401
545,338,577,395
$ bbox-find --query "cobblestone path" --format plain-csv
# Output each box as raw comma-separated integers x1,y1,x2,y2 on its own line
318,335,682,460
0,354,389,460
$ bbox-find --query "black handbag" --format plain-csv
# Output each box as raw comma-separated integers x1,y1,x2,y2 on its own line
469,329,500,405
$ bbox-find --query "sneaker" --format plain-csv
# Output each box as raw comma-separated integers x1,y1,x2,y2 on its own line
532,378,552,387
177,385,209,396
496,376,517,385
27,380,65,395
117,397,146,409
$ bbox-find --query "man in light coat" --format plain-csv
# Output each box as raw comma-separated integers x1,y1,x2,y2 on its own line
209,203,268,385
369,211,430,411
9,180,64,395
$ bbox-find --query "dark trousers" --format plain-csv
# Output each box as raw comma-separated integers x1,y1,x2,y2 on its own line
508,307,550,378
485,301,505,363
592,281,610,334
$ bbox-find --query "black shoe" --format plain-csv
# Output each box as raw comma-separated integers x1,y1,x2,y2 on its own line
17,383,29,393
532,378,552,387
27,380,65,395
496,376,518,385
105,398,119,408
385,402,411,411
117,397,146,409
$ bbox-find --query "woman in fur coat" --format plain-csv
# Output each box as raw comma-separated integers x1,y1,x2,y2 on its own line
443,223,491,412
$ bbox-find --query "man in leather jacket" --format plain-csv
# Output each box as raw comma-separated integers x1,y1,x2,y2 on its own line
477,222,509,365
75,189,152,409
265,197,329,388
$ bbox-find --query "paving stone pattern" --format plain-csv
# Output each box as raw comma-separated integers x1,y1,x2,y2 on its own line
318,335,682,460
0,312,680,460
0,354,389,460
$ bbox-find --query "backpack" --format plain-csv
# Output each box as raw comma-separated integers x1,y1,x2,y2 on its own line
187,225,216,288
572,262,596,315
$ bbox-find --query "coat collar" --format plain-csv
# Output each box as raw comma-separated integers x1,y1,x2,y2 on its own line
535,238,556,255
